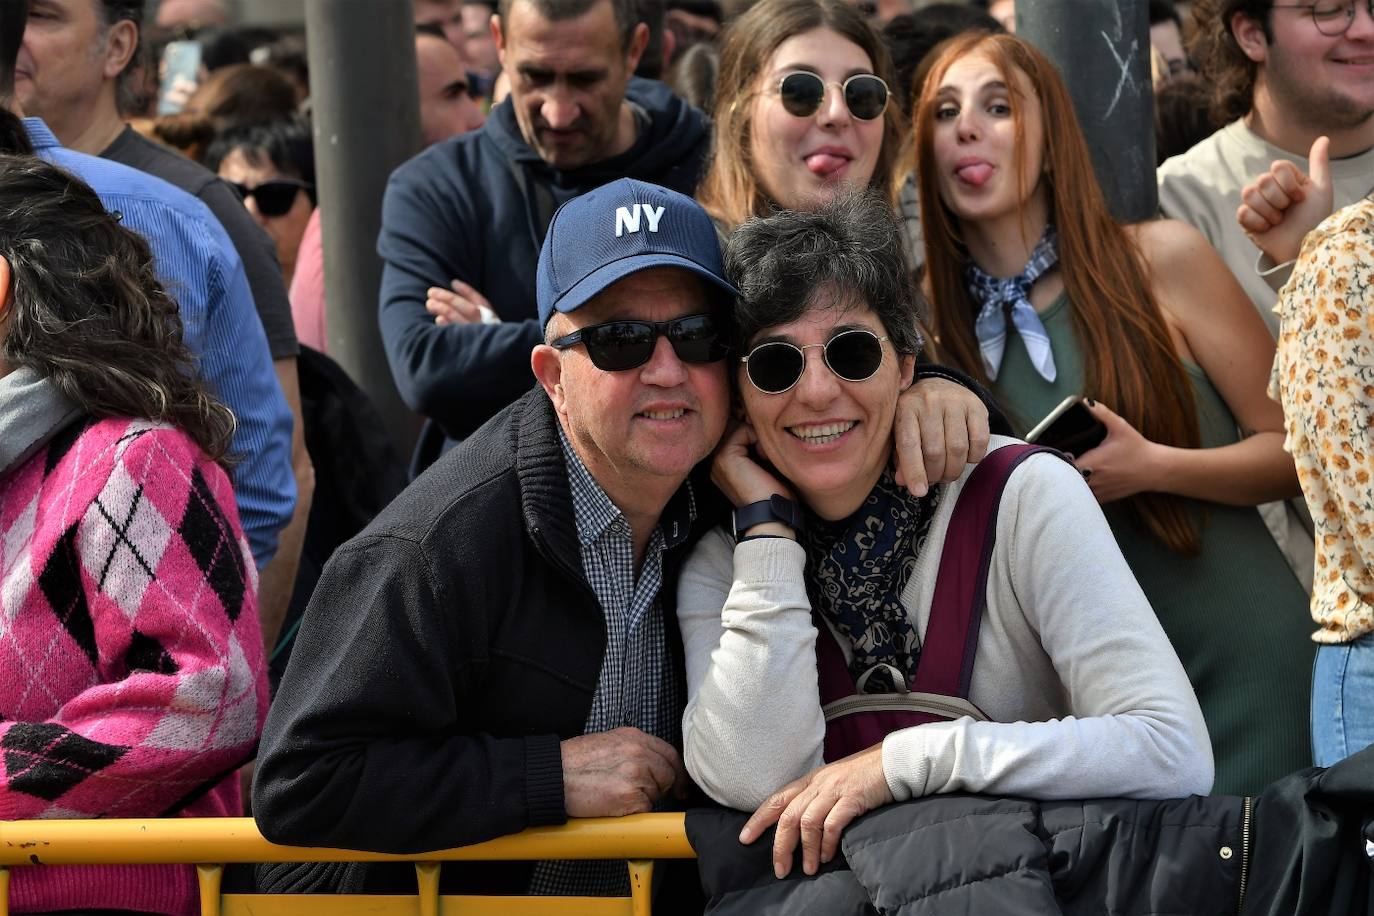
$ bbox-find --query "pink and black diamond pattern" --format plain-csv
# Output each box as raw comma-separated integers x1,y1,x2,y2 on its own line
3,722,129,802
0,417,268,821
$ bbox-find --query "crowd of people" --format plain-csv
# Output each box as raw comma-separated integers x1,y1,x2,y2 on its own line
0,0,1372,912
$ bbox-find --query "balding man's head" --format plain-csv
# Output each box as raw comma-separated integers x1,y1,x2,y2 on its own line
416,29,486,144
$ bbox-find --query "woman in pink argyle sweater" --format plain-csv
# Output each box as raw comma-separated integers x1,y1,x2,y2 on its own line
0,154,269,914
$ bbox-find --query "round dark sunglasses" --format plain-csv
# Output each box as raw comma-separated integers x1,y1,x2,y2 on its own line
551,313,730,371
230,178,312,218
776,71,890,122
740,328,888,394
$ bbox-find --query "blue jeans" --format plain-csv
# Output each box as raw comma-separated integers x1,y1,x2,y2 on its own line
1312,634,1374,767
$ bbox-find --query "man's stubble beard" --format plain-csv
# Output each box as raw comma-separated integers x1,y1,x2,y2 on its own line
1264,44,1374,133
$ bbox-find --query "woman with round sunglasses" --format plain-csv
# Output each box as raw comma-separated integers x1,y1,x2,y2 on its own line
206,117,316,288
699,0,995,494
675,195,1211,880
913,32,1311,795
695,0,903,230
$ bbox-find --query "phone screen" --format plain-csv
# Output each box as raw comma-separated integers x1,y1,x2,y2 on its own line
158,41,202,116
1030,401,1107,457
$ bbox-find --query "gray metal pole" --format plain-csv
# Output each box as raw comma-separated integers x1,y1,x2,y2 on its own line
304,0,421,455
1017,0,1157,222
236,0,306,26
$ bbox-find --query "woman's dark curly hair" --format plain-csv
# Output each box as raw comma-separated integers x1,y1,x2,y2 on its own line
0,154,236,464
725,190,924,356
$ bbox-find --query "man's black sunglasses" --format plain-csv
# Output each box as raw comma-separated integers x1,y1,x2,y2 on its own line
551,313,730,371
230,178,313,218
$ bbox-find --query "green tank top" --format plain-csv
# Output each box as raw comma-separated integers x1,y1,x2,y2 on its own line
993,292,1313,796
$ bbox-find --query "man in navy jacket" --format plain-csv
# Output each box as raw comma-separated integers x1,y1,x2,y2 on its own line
378,0,709,469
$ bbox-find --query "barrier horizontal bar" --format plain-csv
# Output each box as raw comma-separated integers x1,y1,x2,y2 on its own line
0,814,694,866
218,893,638,915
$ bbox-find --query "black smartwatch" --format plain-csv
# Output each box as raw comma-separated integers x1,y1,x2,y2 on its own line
732,494,804,540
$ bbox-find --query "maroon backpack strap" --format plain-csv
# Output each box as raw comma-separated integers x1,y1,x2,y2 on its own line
815,610,854,706
911,444,1069,698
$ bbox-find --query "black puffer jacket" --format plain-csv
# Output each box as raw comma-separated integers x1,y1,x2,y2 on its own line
688,744,1374,915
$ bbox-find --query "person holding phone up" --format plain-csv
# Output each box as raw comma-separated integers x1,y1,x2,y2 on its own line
912,32,1310,796
676,194,1211,883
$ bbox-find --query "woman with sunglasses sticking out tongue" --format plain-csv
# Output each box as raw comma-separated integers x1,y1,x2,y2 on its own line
696,0,903,231
915,33,1312,796
698,0,1004,498
676,194,1211,882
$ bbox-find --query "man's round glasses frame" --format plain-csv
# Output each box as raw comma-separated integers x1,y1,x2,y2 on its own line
1271,0,1374,36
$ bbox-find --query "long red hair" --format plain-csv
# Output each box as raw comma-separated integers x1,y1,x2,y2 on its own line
914,32,1202,553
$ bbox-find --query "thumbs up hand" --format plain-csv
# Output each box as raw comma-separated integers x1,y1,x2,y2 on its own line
1237,135,1335,266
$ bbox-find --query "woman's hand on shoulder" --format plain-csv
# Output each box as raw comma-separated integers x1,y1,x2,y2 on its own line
711,419,794,508
894,377,991,497
738,743,892,879
1073,400,1165,504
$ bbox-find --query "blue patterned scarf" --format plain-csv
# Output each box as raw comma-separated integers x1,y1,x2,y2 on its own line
965,222,1059,382
803,467,940,694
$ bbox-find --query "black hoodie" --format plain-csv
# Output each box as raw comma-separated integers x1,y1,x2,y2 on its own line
377,77,711,464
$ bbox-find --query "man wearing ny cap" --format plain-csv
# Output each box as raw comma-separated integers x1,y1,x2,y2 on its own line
253,179,994,901
252,180,738,901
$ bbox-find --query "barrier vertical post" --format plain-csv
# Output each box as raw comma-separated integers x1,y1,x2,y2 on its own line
628,860,654,916
196,863,223,916
415,861,441,916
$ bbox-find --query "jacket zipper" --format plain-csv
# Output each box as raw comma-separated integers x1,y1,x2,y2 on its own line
1237,795,1252,915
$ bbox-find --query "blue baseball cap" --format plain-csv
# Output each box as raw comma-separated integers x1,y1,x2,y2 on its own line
536,178,739,328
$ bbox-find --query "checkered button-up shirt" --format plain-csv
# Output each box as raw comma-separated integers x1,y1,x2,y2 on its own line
528,430,692,897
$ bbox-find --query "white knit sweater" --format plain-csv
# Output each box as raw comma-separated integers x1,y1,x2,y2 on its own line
677,439,1214,811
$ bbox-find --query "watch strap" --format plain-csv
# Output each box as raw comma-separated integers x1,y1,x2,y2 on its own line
733,494,803,540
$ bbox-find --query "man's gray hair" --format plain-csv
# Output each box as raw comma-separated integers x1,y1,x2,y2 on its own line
544,310,571,344
497,0,640,48
724,192,923,355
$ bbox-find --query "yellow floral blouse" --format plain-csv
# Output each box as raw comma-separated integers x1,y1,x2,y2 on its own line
1270,196,1374,644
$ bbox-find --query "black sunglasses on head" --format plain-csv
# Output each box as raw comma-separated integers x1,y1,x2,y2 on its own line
740,328,888,394
551,313,730,371
230,178,312,217
776,71,890,121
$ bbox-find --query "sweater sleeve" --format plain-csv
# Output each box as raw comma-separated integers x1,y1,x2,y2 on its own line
252,533,566,853
677,529,826,811
881,453,1215,801
0,428,268,819
376,156,543,442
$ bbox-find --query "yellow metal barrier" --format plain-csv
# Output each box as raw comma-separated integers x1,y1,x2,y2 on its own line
0,814,696,916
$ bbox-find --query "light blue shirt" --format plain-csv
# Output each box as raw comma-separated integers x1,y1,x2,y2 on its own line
26,118,294,568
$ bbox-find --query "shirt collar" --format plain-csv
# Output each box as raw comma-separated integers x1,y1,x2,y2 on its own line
558,426,623,545
556,426,697,549
22,118,60,151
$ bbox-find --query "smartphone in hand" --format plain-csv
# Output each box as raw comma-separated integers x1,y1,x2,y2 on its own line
1025,395,1107,458
158,40,202,116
